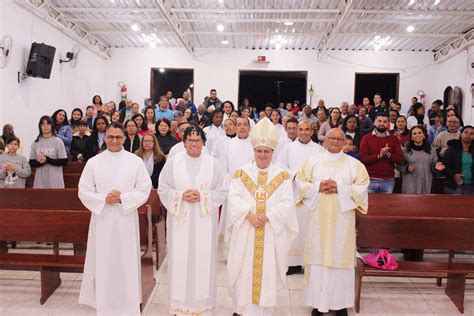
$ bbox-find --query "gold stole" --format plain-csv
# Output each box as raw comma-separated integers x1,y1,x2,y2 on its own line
233,169,289,305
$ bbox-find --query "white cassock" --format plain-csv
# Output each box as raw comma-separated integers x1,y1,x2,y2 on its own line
227,162,299,315
276,140,324,266
158,151,228,315
203,125,225,153
211,134,234,158
295,150,369,313
168,142,209,159
273,136,293,161
217,136,254,260
78,149,152,316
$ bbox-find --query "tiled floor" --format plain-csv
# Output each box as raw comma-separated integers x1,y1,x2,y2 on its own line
1,248,474,315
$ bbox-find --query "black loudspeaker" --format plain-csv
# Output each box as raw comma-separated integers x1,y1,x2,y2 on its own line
25,42,56,79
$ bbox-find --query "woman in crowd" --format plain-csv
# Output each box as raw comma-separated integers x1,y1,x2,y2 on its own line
446,108,464,127
69,108,84,133
124,119,141,153
92,94,103,116
52,109,73,155
0,136,31,188
135,134,166,189
84,116,108,161
311,121,321,143
70,120,90,162
29,115,68,188
144,106,157,131
110,110,121,123
154,118,178,155
270,109,285,137
407,103,429,130
133,113,151,136
443,125,474,194
318,107,342,141
230,110,239,123
392,115,410,147
222,101,234,121
183,108,193,123
341,114,363,150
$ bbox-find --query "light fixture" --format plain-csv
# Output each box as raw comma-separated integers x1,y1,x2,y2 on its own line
275,42,282,50
159,68,165,73
284,21,294,26
131,24,140,32
406,25,415,32
276,34,283,41
217,24,224,32
189,83,194,88
221,39,230,45
409,0,416,5
434,0,440,5
371,35,390,51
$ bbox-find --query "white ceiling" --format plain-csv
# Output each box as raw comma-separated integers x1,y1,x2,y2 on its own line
31,0,474,54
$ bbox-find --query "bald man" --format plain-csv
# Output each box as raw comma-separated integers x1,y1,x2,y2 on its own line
296,128,369,316
277,120,324,274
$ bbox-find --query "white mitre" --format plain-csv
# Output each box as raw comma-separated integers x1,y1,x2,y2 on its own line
250,117,280,150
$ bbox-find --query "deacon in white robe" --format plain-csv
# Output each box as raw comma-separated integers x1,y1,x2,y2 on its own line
277,120,324,271
296,128,369,316
217,116,254,261
211,118,237,158
273,117,299,161
78,122,152,316
158,125,228,315
227,118,298,316
203,111,225,153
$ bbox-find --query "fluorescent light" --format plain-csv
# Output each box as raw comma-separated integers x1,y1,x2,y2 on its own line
374,45,381,51
409,0,416,5
159,68,165,73
131,24,140,32
217,24,224,32
149,42,156,48
221,39,230,45
406,25,415,32
275,42,282,49
434,0,440,5
189,84,194,88
284,21,294,26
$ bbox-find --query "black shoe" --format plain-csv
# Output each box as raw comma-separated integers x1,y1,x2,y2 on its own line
286,265,302,275
311,308,323,316
335,308,348,316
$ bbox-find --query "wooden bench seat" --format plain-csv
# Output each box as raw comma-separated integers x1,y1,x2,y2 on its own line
355,194,474,314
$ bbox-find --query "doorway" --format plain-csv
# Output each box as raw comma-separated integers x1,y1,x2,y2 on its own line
150,68,194,105
354,73,399,105
238,70,307,111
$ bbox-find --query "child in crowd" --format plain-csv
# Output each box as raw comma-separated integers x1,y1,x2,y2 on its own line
0,136,31,188
343,135,359,160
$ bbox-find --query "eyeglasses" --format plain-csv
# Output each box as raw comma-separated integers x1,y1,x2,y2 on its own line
254,149,273,155
327,136,345,143
106,135,124,141
186,139,203,144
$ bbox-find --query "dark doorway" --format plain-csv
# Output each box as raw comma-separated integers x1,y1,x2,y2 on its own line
354,73,399,105
150,68,194,105
239,70,307,111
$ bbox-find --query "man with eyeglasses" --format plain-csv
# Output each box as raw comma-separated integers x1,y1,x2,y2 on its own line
158,125,228,315
78,122,152,315
227,118,298,316
296,128,369,316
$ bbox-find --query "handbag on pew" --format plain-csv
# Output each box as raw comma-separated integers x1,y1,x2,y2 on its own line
363,249,398,270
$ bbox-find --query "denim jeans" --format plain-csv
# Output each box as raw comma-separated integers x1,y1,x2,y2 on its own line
368,178,395,194
444,185,474,195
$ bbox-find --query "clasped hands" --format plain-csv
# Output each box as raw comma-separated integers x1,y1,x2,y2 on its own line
182,189,200,203
2,162,16,172
246,212,269,228
105,190,121,204
319,179,338,194
36,154,47,164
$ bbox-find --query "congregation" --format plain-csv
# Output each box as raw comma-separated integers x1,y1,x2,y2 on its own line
0,88,473,316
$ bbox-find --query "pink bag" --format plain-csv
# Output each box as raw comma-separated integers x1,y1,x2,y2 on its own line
363,249,398,270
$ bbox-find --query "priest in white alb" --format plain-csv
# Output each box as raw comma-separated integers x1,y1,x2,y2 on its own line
211,118,237,159
277,120,324,275
158,125,228,315
217,116,254,261
226,118,299,316
78,122,152,316
295,128,369,316
273,117,298,161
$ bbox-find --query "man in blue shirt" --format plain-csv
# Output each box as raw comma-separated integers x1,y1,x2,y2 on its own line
155,95,174,121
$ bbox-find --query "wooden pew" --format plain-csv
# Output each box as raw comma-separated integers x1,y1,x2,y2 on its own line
355,194,474,314
0,208,154,309
393,176,445,194
25,173,81,188
0,188,167,269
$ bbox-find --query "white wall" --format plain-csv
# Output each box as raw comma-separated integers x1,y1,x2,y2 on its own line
104,48,440,115
0,0,105,156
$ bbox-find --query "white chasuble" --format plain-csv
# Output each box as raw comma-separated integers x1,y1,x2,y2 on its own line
78,149,152,316
295,150,369,312
226,162,298,314
277,140,324,266
158,151,228,314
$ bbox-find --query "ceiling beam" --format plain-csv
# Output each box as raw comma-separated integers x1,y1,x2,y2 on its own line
433,29,474,62
153,0,194,56
14,0,112,59
69,17,473,25
56,6,474,16
316,0,354,61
